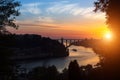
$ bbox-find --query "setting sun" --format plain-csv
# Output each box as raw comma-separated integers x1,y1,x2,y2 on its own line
105,32,112,39
104,31,113,40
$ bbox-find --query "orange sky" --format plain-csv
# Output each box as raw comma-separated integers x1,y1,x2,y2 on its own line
8,18,108,39
8,0,109,39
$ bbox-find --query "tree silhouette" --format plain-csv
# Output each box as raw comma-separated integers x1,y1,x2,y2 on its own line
94,0,120,39
0,0,21,34
0,0,21,79
28,66,59,80
0,47,18,80
68,60,81,80
94,0,120,79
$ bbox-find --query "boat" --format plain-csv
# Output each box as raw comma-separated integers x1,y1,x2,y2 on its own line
72,49,77,52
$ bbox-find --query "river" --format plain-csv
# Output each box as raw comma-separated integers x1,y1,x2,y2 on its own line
20,45,100,72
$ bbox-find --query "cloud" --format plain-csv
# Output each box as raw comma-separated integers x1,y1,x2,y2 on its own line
17,1,105,27
47,3,78,14
20,3,41,14
46,2,105,20
19,23,58,28
36,16,54,23
16,20,60,29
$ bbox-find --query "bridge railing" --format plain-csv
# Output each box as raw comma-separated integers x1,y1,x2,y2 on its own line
54,38,84,48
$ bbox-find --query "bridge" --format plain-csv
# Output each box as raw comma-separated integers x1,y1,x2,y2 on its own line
55,38,84,48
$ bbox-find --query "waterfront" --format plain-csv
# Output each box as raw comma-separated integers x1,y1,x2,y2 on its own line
20,45,99,72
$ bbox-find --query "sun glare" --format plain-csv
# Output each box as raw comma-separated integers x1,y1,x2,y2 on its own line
104,31,112,40
105,33,112,39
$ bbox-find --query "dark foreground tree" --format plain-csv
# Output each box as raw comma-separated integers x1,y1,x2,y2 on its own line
0,47,18,80
0,0,20,34
0,0,21,80
94,0,120,79
68,60,81,80
94,0,120,39
28,66,59,80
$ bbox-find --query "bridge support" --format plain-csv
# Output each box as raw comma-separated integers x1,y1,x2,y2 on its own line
58,38,83,48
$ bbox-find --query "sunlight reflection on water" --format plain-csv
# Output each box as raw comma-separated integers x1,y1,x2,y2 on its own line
69,45,99,66
20,45,100,72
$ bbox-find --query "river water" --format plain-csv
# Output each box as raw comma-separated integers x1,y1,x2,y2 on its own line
20,45,100,72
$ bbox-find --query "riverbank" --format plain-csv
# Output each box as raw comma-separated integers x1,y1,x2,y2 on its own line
19,45,99,72
0,34,69,61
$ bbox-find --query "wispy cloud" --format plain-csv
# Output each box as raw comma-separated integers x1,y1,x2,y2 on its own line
20,3,41,14
47,3,78,14
36,16,55,23
47,2,105,20
16,20,60,29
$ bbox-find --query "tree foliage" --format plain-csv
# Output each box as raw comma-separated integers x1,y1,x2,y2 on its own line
94,0,120,79
94,0,120,37
0,47,17,80
68,60,81,80
0,0,20,34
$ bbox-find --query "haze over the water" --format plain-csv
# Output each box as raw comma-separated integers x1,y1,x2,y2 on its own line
9,0,109,39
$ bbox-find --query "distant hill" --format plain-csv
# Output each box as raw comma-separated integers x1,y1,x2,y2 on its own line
0,34,69,61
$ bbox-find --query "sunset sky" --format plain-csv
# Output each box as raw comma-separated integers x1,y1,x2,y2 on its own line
9,0,109,39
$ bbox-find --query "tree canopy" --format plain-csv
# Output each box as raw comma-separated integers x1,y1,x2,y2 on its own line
94,0,120,79
94,0,120,38
0,0,21,34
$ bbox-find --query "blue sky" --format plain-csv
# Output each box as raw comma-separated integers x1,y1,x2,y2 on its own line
18,0,96,7
10,0,107,39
